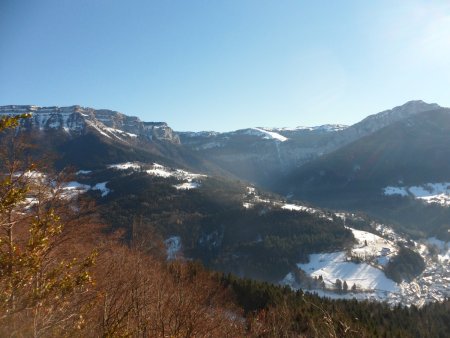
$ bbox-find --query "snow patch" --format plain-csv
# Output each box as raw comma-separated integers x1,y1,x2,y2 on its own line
92,182,110,197
281,203,318,214
242,186,323,216
60,181,91,199
384,186,408,197
60,180,111,198
146,163,206,190
173,182,200,190
86,120,111,139
252,127,288,142
146,166,173,178
76,170,92,175
23,197,39,210
108,162,141,170
104,127,137,138
13,170,46,181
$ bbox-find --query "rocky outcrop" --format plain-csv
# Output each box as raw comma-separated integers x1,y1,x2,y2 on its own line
0,105,180,144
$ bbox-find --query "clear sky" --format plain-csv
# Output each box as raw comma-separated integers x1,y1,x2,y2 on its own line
1,0,450,131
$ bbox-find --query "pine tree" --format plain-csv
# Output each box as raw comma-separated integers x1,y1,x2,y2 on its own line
335,278,342,292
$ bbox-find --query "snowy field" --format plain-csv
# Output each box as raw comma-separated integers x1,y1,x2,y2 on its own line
298,252,398,292
295,226,399,293
347,227,397,265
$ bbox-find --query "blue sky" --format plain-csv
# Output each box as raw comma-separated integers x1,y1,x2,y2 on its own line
1,0,450,131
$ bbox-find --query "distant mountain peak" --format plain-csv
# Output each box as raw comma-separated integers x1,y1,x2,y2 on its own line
365,100,440,121
344,100,442,138
400,99,439,108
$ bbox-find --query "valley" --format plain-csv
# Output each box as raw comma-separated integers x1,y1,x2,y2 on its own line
2,101,450,335
5,2,450,334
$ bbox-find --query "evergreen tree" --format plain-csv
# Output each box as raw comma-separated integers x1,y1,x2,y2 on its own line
335,278,342,292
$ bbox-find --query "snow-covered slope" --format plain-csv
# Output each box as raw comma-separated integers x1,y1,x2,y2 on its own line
250,128,288,142
347,227,397,265
294,225,399,293
384,182,450,206
298,251,398,292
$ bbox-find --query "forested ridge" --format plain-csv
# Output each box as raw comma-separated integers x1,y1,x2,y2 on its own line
97,171,354,282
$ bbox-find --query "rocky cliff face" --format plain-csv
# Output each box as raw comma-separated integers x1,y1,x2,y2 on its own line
0,105,180,144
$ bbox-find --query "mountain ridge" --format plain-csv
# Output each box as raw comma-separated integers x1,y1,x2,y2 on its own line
0,105,181,144
1,100,440,146
178,100,443,187
1,100,445,187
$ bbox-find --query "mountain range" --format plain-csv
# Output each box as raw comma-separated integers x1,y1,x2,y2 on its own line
2,100,450,303
1,100,449,239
